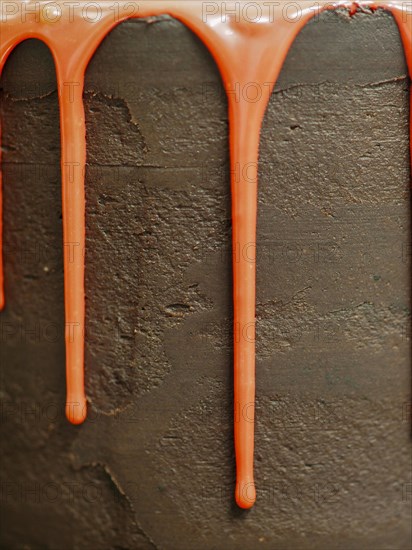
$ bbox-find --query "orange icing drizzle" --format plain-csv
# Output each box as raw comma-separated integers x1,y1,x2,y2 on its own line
0,0,410,509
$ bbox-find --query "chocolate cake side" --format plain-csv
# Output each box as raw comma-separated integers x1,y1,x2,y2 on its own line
1,9,411,549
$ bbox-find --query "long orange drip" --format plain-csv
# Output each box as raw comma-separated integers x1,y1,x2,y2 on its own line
0,1,410,508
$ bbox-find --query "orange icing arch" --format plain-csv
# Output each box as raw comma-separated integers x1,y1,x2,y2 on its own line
0,0,410,509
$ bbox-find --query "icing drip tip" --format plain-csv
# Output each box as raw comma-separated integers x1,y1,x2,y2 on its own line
65,398,87,425
235,480,256,509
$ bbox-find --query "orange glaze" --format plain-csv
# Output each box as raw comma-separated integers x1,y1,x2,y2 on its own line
0,0,410,509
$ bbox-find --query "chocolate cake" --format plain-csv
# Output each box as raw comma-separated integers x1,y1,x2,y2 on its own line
0,7,411,548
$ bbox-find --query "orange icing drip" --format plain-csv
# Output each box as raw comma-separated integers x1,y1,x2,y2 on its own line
0,0,410,509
